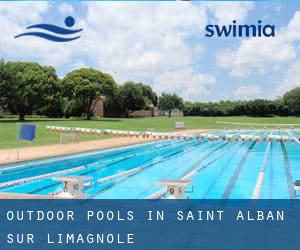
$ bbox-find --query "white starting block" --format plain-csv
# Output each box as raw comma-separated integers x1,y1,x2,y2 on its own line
60,132,80,144
175,122,185,130
294,181,300,196
53,176,91,199
158,179,192,199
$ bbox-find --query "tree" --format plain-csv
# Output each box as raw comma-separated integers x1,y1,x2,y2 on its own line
283,87,300,115
0,59,9,109
61,68,117,120
117,82,146,117
273,99,290,116
245,99,275,117
0,61,59,121
158,93,183,118
138,83,158,107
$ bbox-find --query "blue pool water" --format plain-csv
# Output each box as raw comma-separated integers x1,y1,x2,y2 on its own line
0,130,299,199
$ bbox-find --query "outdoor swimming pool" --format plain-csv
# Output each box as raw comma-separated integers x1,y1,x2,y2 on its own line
0,129,299,199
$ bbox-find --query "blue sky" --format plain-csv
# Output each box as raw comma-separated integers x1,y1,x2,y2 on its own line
1,1,300,102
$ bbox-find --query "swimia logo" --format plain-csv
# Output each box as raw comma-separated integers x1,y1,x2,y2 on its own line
205,20,275,38
14,16,83,42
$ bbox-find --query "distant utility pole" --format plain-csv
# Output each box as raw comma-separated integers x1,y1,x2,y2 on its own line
206,83,211,102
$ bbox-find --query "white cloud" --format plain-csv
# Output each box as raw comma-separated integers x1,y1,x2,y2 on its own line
234,85,262,100
193,44,204,55
3,2,298,102
78,2,207,83
58,3,74,15
62,61,89,77
286,11,300,42
0,2,213,94
207,2,255,24
58,61,88,79
269,11,300,98
153,68,216,101
217,34,296,77
273,60,300,98
216,11,300,78
0,2,48,23
71,61,88,69
0,2,78,67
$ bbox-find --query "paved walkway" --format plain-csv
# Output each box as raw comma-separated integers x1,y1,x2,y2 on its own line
0,129,206,165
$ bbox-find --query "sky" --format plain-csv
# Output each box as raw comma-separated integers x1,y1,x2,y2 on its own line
0,1,300,102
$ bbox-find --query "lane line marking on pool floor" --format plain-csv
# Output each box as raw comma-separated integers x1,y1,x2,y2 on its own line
92,141,205,198
148,130,257,199
147,142,237,199
182,143,239,180
280,141,295,198
80,140,196,177
27,140,199,196
222,141,256,199
252,130,274,199
140,142,224,199
202,143,247,199
183,130,259,182
252,142,272,199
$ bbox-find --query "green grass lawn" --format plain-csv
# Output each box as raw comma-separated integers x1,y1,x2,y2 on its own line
1,116,300,149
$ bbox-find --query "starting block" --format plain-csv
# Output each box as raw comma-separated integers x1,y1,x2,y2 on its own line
294,180,300,196
53,176,91,199
158,179,192,199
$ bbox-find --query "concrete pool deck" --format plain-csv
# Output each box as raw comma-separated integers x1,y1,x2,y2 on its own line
0,129,206,165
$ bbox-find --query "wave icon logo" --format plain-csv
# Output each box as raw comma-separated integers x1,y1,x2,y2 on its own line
14,16,82,42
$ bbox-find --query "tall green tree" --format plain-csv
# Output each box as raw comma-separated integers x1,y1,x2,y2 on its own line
61,68,117,120
117,82,146,117
0,61,59,120
283,87,300,115
158,93,183,118
138,83,158,107
0,59,9,110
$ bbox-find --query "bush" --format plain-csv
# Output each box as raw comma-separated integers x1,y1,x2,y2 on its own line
183,99,287,117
